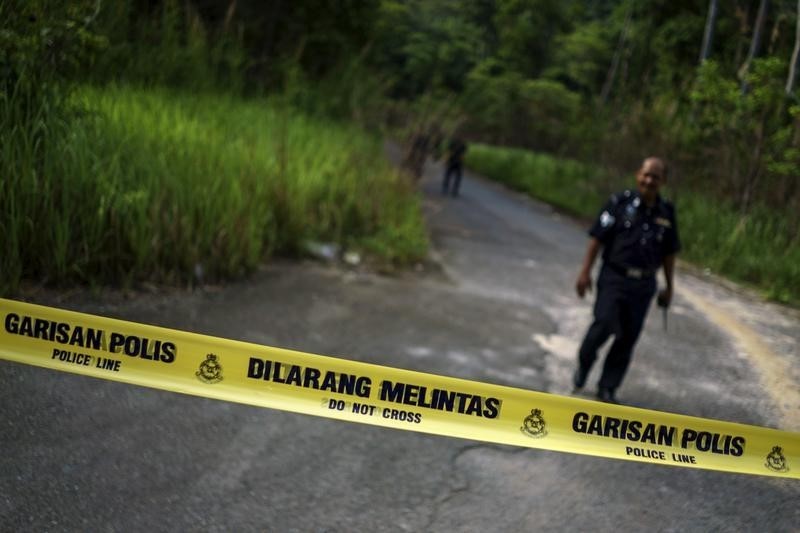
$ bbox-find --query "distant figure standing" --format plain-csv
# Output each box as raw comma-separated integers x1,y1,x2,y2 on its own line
442,137,467,197
573,157,680,403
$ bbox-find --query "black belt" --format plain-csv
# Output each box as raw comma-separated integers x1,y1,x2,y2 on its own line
607,262,656,280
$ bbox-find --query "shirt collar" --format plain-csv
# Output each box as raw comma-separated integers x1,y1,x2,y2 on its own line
633,190,662,210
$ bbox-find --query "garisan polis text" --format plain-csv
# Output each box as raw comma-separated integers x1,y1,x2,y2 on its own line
572,411,746,463
4,313,176,368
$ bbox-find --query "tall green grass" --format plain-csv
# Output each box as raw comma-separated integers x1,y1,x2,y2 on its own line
466,143,800,306
465,144,617,218
679,196,800,304
0,85,428,293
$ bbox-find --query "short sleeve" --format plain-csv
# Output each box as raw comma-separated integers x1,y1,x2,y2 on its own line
588,196,619,244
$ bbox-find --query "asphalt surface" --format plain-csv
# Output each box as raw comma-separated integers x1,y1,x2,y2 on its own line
2,150,799,532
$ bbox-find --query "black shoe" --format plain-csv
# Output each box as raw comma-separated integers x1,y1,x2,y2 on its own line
597,387,618,404
573,365,589,390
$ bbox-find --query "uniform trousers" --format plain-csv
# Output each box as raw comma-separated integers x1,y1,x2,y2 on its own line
442,163,463,196
578,264,656,390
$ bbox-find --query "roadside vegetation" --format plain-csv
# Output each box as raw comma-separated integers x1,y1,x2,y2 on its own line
1,85,426,292
467,144,800,305
0,1,426,294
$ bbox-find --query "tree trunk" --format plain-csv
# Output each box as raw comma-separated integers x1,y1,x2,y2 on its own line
739,0,770,93
600,5,633,105
222,0,237,35
741,110,769,214
699,0,719,63
787,0,800,94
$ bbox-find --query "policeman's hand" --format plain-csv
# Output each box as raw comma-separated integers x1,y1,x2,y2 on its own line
657,287,672,308
575,272,592,299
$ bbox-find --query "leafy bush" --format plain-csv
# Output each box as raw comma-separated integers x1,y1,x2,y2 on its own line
462,61,582,152
689,58,798,213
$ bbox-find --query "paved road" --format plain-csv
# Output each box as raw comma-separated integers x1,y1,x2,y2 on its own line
2,152,799,532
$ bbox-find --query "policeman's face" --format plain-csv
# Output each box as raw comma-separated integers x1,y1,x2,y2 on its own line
636,160,665,203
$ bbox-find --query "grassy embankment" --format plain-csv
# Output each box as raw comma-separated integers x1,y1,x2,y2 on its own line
466,143,800,306
0,85,428,294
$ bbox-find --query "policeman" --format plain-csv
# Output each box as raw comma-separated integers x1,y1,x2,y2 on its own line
573,157,680,403
442,136,467,197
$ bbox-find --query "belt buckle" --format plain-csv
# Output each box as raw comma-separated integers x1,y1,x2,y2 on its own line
626,267,643,279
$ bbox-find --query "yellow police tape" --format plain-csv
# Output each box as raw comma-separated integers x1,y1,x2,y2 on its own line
1,298,797,479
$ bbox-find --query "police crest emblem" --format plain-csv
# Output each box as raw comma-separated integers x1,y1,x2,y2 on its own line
196,353,223,384
521,408,548,438
765,446,789,473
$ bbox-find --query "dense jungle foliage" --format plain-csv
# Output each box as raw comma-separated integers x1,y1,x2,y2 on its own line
2,0,799,301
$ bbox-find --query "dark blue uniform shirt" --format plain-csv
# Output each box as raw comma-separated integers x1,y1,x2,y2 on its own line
589,189,680,274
